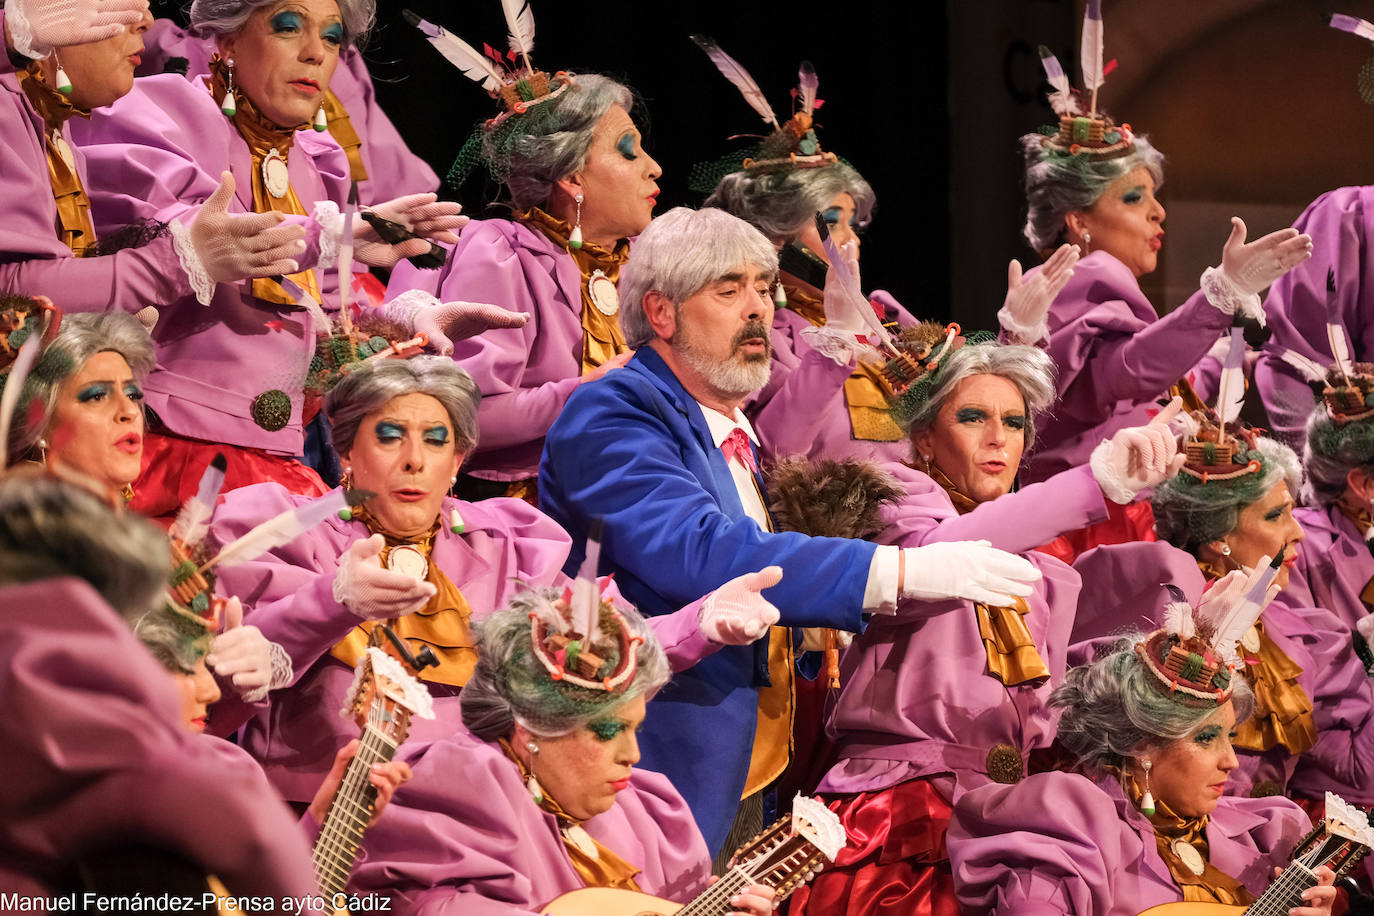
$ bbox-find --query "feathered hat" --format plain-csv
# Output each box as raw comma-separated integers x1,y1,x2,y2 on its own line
1137,563,1280,708
1034,1,1136,162
0,295,64,470
528,521,641,694
1175,323,1269,483
885,322,997,431
687,37,841,193
1329,12,1374,105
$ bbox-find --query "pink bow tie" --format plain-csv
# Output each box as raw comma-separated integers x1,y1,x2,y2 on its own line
721,427,758,474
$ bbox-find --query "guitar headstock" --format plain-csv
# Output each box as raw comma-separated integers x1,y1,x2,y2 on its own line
1290,792,1374,880
340,628,436,744
728,794,847,901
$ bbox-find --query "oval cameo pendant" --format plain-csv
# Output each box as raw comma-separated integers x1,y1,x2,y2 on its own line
261,148,290,199
386,544,429,582
1171,839,1207,876
1241,625,1261,654
588,269,619,316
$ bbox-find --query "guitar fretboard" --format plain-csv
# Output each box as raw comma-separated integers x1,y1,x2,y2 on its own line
312,721,399,897
675,835,816,916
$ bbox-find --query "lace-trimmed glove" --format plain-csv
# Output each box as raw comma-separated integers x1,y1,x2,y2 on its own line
205,597,293,703
5,0,147,59
1356,613,1374,647
333,534,436,620
698,566,783,644
998,243,1079,345
897,541,1041,608
1089,396,1186,504
169,171,307,306
800,239,875,366
353,194,466,268
1200,217,1313,326
380,289,529,356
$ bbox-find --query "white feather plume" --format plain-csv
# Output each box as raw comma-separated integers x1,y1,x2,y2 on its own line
1163,600,1196,640
1080,0,1105,106
203,491,351,572
276,276,332,335
1208,560,1280,666
408,12,504,92
1214,326,1248,425
1038,45,1080,116
797,61,818,115
1330,322,1353,378
820,229,888,345
502,0,535,65
691,35,780,129
170,455,227,549
1278,349,1329,384
1330,12,1374,43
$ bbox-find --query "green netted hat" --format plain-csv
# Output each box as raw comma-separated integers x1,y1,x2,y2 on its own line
886,322,998,432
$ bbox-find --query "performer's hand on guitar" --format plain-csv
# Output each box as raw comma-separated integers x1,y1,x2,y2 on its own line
307,738,413,828
705,877,775,916
1275,864,1336,916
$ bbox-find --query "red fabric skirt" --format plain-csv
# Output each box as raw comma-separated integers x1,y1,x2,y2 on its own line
131,432,329,523
783,778,958,916
1036,498,1158,566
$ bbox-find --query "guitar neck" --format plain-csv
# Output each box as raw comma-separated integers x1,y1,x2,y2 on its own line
1244,862,1315,915
312,723,398,898
675,839,814,916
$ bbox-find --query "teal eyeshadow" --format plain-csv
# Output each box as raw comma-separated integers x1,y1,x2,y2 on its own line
76,382,112,403
270,11,303,30
616,135,637,160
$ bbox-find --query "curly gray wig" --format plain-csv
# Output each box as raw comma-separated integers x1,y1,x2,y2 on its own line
325,356,480,458
902,341,1057,449
189,0,376,48
1152,437,1301,553
704,161,875,244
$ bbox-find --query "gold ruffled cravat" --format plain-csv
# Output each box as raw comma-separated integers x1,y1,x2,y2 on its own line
498,739,644,892
926,463,1050,686
329,515,477,688
320,89,367,183
206,56,321,308
17,63,96,256
517,207,630,374
1116,769,1256,906
786,285,904,442
1232,620,1317,756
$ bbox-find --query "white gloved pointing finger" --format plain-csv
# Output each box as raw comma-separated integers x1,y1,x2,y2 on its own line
698,566,783,645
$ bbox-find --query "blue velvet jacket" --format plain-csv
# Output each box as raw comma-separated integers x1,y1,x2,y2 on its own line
539,347,875,854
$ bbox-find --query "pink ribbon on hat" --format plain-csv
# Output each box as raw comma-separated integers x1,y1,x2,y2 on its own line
720,427,758,474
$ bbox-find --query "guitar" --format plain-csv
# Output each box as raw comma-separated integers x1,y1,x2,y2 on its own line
313,626,436,907
541,793,846,916
1138,792,1373,915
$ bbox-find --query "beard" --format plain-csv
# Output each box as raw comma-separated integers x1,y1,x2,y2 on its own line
676,319,773,398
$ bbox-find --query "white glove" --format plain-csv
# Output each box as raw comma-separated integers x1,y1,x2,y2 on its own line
205,597,293,703
171,171,308,306
998,243,1079,345
381,289,529,357
899,541,1042,607
5,0,148,59
698,566,783,644
1089,397,1187,504
332,534,436,620
801,239,876,366
354,194,466,268
1197,560,1281,648
1201,218,1312,323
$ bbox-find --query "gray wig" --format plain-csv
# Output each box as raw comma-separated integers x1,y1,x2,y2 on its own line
460,589,669,739
1051,632,1255,776
1021,131,1165,257
189,0,376,48
133,611,203,675
325,356,481,458
619,206,779,349
1152,438,1302,553
1302,401,1374,507
902,341,1057,449
0,471,169,623
493,74,634,210
6,311,156,466
704,161,875,244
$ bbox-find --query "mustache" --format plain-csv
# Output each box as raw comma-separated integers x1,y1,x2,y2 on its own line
731,321,772,353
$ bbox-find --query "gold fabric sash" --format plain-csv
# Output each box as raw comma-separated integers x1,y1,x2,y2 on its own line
206,57,321,307
498,739,644,892
17,63,95,256
1116,770,1255,906
927,462,1050,685
1232,620,1317,756
321,89,368,183
787,285,903,442
329,521,477,688
517,207,630,374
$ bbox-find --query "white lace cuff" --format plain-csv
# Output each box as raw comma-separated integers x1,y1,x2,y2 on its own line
1200,266,1264,326
239,641,294,703
381,288,440,335
168,219,216,306
313,199,343,269
1089,439,1137,505
799,324,871,367
5,2,47,60
997,305,1048,346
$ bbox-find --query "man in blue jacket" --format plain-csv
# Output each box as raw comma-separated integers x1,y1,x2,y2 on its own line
539,206,1039,857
